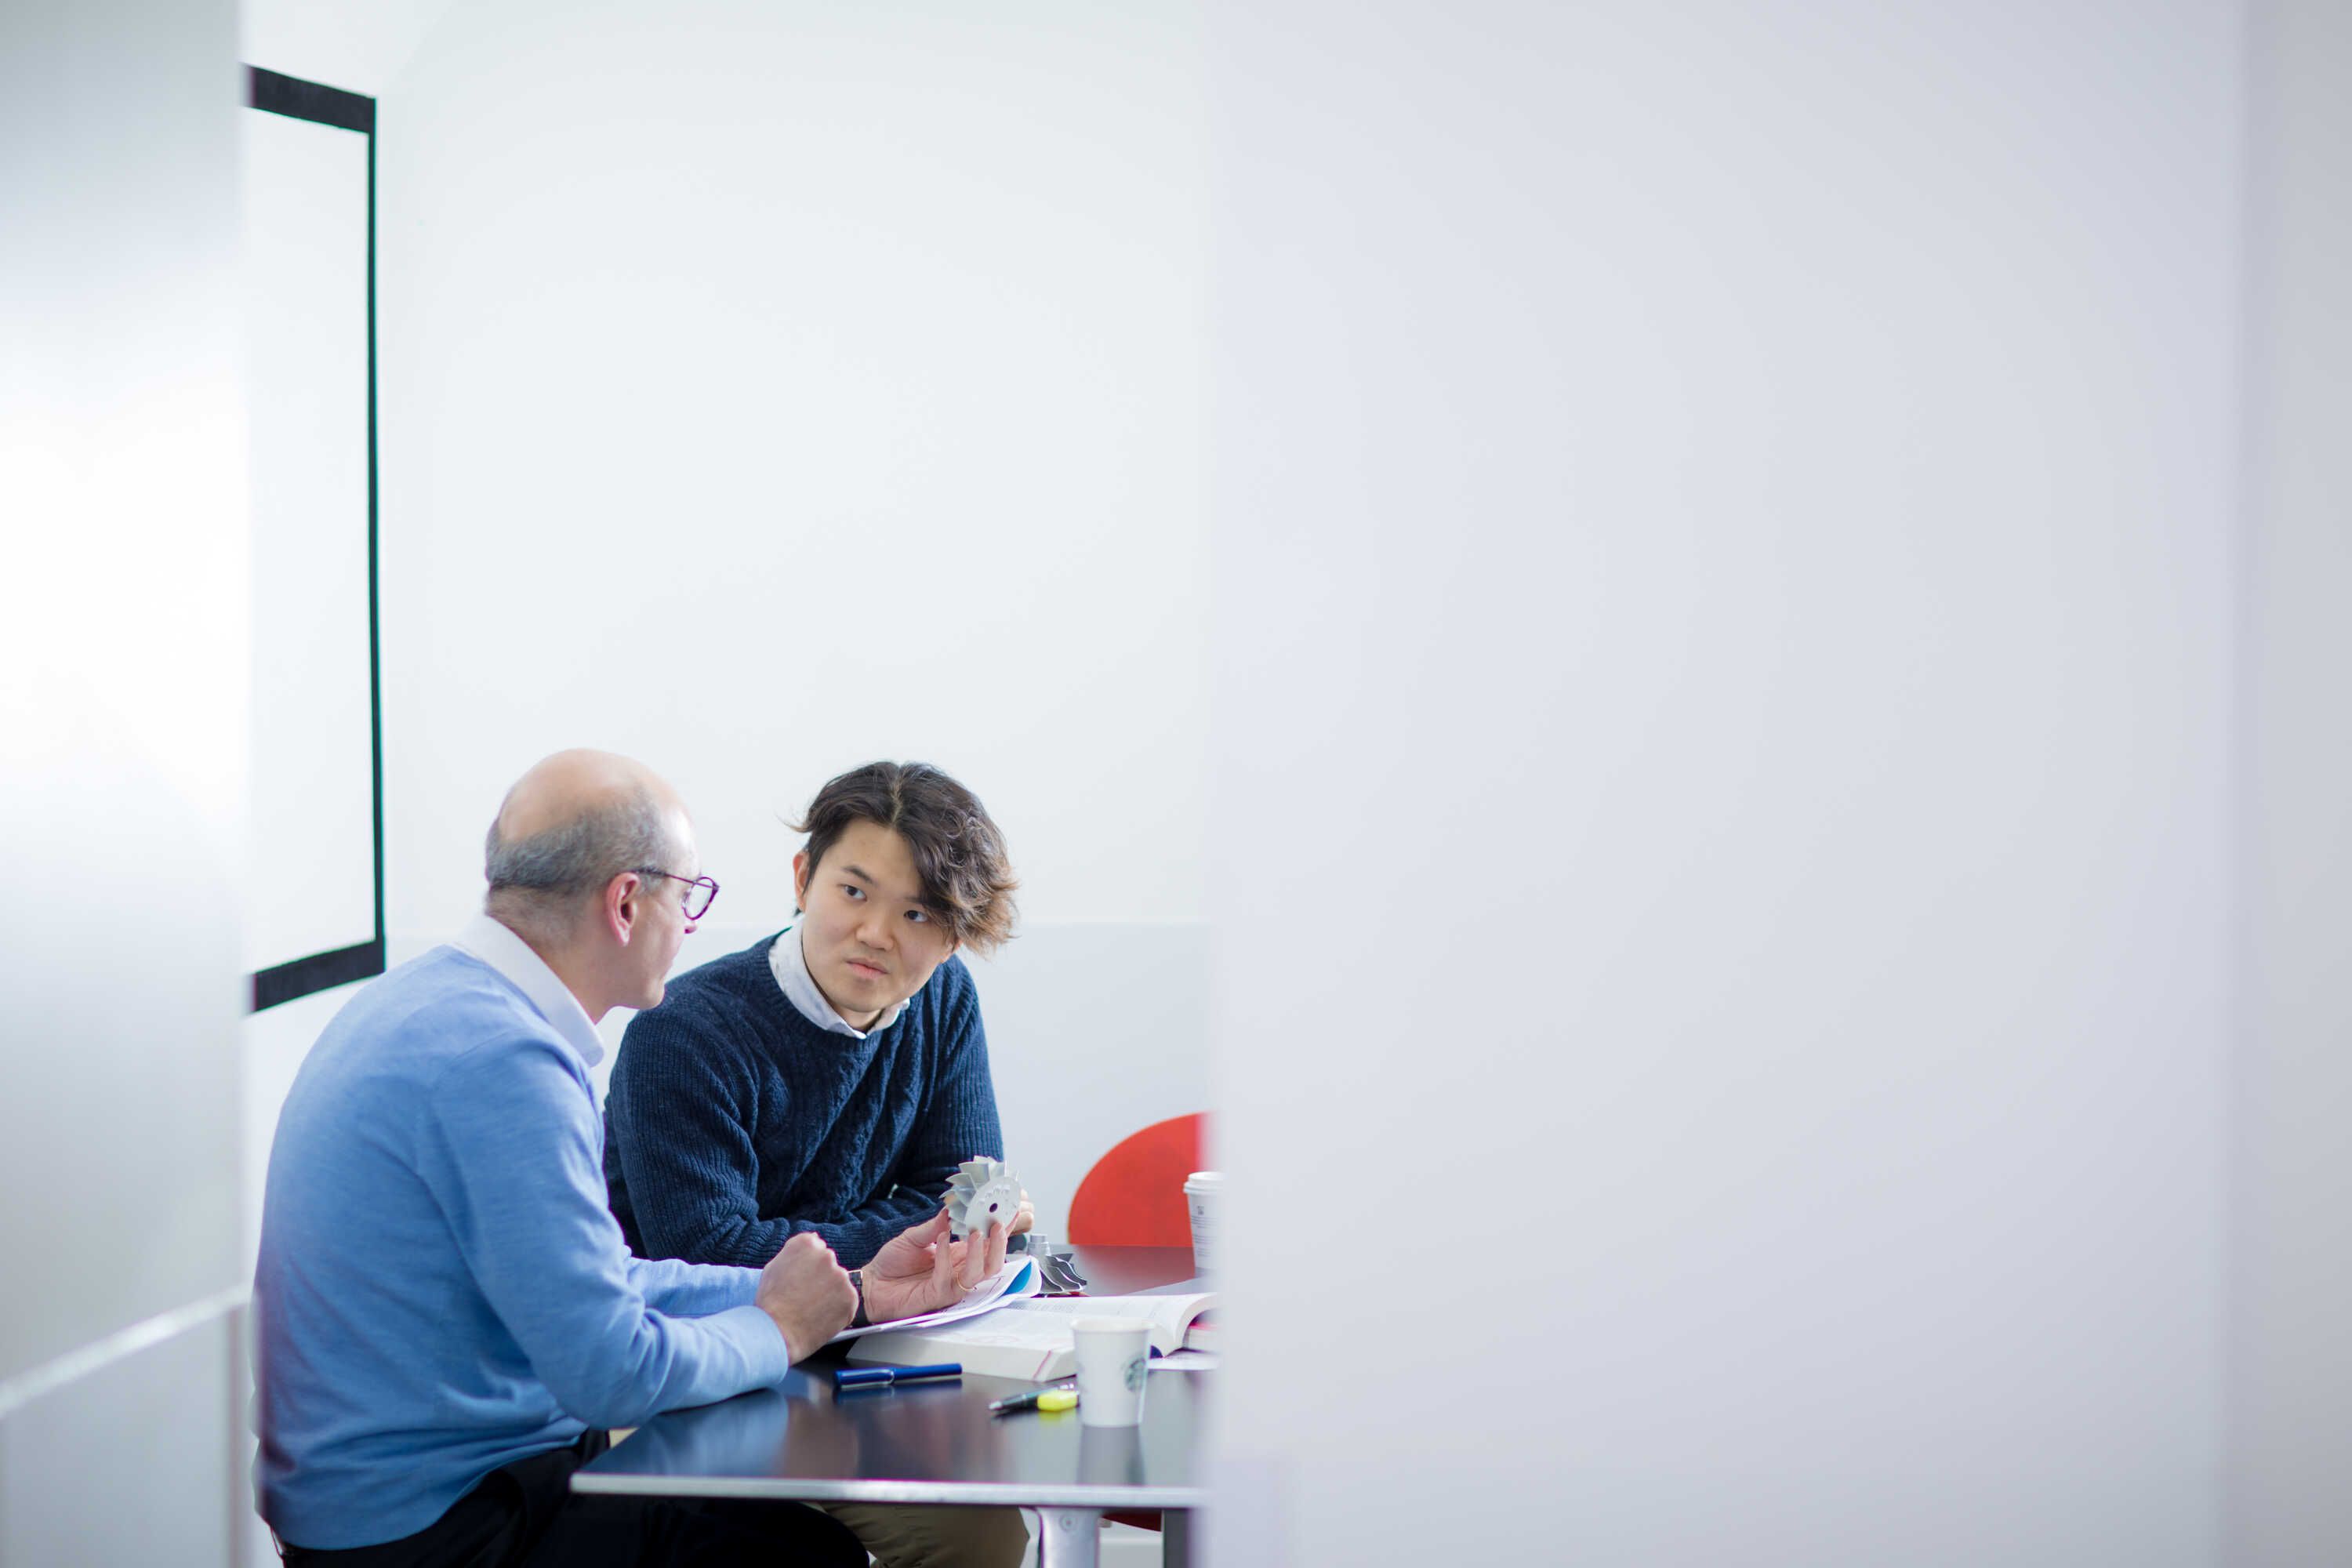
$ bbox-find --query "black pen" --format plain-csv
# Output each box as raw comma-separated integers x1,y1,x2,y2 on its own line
835,1363,961,1390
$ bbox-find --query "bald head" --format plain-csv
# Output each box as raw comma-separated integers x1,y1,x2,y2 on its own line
495,749,682,845
485,750,692,939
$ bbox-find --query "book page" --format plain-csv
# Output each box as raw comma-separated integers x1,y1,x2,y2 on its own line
1006,1290,1217,1352
826,1255,1040,1345
847,1287,1221,1381
884,1309,1083,1352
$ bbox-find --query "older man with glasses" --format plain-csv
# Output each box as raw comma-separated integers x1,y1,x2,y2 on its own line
252,750,1010,1568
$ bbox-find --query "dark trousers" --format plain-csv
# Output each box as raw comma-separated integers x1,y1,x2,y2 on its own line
278,1431,866,1568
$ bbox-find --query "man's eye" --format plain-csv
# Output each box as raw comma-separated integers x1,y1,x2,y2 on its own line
906,909,929,924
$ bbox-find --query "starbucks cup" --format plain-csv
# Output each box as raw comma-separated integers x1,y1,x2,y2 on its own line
1183,1171,1224,1275
1072,1319,1150,1427
1078,1424,1146,1484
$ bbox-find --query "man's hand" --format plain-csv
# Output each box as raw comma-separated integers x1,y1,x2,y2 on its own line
860,1209,1011,1324
756,1232,857,1361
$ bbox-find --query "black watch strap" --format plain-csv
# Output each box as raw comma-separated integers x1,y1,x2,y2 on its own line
848,1269,872,1330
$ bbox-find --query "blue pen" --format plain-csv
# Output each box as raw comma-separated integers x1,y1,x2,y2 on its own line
834,1363,962,1390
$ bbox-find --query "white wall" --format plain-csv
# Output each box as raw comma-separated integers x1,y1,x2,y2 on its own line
1205,2,2241,1563
2229,1,2352,1561
372,0,1206,938
241,0,456,100
0,0,247,1561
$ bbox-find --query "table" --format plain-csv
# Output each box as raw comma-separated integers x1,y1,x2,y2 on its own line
575,1247,1210,1568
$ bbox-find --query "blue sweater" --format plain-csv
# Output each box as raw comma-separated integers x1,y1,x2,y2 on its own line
253,943,790,1550
604,936,1004,1270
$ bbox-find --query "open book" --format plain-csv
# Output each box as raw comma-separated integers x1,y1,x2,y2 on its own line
846,1290,1218,1383
826,1256,1042,1346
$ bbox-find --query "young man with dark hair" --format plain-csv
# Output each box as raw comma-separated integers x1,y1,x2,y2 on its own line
602,760,1031,1568
604,760,1025,1268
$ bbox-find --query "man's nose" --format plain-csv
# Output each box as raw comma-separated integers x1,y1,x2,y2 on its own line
858,909,891,948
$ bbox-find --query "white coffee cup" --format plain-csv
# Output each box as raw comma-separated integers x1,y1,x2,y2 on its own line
1183,1171,1224,1275
1071,1319,1151,1427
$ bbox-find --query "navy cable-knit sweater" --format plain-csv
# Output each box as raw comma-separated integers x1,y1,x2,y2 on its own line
603,935,1005,1269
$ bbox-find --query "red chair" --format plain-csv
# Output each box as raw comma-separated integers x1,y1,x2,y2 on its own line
1063,1112,1208,1537
1066,1112,1208,1247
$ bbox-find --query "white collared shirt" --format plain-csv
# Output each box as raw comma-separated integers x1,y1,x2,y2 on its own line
451,913,608,1068
767,920,910,1040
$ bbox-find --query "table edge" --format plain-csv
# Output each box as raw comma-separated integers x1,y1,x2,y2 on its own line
572,1473,1210,1508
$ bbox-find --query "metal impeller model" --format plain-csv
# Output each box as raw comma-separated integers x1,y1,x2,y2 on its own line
944,1157,1023,1240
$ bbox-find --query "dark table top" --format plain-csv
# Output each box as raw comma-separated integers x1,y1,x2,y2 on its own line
574,1246,1212,1509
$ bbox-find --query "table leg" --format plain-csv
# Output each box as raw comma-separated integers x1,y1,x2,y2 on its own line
1163,1508,1193,1568
1036,1507,1103,1568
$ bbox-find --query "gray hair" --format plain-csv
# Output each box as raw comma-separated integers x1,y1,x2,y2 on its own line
483,784,679,931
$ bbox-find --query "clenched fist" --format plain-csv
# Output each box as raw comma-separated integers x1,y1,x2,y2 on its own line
756,1232,856,1362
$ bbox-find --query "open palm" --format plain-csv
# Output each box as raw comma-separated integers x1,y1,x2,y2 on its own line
862,1209,1011,1323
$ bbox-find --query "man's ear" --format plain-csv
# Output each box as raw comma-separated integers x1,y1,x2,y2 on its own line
604,870,641,946
791,850,810,913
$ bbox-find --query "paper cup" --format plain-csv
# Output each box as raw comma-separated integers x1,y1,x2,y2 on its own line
1183,1171,1224,1275
1078,1425,1146,1484
1072,1319,1150,1427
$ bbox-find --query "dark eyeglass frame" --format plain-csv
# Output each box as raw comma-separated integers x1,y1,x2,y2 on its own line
634,868,720,920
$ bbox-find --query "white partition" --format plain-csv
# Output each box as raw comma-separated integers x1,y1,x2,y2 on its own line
0,1308,243,1567
0,0,245,1394
2231,2,2352,1561
0,1,246,1563
1203,2,2241,1563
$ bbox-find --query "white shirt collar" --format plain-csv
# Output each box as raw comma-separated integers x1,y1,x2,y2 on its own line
768,920,910,1040
451,913,608,1068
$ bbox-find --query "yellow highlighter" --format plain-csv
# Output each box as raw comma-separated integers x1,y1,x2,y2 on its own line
989,1388,1079,1416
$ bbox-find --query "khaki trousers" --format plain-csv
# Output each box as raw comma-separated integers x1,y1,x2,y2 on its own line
810,1503,1030,1568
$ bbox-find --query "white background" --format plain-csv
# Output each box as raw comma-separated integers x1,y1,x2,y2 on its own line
370,0,1207,945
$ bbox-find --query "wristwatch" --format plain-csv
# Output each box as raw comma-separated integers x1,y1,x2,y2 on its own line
847,1269,872,1330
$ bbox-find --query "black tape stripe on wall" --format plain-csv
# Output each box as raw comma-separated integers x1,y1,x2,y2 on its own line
246,66,373,132
243,63,387,1014
253,940,386,1012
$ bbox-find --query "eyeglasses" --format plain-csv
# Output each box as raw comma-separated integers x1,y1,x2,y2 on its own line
635,869,720,920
